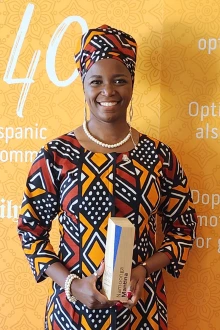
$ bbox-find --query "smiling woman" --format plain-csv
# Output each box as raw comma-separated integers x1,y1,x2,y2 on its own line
18,25,197,330
82,59,133,144
73,25,138,153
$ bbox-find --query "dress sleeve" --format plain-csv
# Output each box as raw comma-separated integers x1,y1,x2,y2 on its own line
157,143,197,278
17,145,60,283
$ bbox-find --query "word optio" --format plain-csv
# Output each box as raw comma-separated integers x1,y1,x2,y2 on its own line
188,101,220,122
3,3,88,118
188,101,219,139
198,38,220,54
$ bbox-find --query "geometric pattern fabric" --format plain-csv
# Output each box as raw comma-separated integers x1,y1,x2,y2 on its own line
18,132,197,330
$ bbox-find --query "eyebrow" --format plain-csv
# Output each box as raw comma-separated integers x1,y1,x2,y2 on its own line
88,74,128,79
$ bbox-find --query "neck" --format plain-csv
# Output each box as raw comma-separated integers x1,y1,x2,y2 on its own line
83,120,133,149
87,119,130,143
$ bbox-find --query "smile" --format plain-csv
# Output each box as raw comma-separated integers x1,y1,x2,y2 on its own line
98,102,118,107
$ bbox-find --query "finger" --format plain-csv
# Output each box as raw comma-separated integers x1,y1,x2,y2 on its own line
97,259,105,274
99,299,118,309
127,278,137,295
92,287,109,305
126,291,133,300
122,300,134,309
130,283,142,305
93,260,105,280
93,271,100,279
130,293,138,305
93,290,118,308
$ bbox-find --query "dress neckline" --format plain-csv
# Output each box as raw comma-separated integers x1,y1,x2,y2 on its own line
72,131,142,155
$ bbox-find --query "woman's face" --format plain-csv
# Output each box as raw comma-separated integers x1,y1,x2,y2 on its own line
83,58,133,124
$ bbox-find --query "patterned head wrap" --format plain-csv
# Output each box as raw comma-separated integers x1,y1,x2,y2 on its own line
74,25,137,82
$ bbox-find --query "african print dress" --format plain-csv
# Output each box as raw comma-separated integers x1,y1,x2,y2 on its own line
18,132,197,330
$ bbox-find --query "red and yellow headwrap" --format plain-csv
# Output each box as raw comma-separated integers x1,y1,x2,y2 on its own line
74,25,137,82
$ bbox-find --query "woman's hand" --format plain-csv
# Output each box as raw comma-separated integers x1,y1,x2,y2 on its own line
70,261,117,309
122,265,147,309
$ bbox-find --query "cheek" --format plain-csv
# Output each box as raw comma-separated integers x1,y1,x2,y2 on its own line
84,88,97,102
84,91,92,103
124,92,132,103
85,93,98,108
88,95,96,104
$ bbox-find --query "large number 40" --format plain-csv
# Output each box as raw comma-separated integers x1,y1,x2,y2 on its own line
3,3,88,118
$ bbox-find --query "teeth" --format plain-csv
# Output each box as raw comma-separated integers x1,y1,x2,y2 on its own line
99,102,118,106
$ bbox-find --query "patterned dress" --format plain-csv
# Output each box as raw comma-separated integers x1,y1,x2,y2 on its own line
18,132,197,330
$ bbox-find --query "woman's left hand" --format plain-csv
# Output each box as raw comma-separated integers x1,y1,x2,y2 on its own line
122,265,147,309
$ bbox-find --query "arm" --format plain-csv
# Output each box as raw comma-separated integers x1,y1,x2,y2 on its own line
138,251,171,276
156,146,197,277
18,146,60,282
124,144,197,308
123,252,170,307
18,145,116,309
45,261,116,309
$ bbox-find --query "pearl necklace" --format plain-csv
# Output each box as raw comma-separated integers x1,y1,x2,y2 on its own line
83,121,131,149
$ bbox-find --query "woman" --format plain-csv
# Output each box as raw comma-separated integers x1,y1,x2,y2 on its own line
18,25,197,330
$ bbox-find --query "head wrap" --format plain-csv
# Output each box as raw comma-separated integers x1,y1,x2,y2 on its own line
74,25,137,82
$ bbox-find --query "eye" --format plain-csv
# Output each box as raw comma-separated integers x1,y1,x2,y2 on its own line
114,78,127,85
90,80,102,86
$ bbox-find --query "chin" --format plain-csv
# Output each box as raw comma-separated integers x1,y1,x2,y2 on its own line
101,116,116,123
91,110,126,124
102,112,126,123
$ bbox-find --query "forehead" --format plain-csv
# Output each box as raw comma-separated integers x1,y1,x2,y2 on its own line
84,58,131,80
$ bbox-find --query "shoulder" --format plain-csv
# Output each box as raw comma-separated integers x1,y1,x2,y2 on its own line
139,133,172,154
46,130,80,151
42,130,82,163
138,134,179,170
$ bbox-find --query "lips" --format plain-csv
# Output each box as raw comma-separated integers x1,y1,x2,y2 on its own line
98,101,119,107
97,101,120,108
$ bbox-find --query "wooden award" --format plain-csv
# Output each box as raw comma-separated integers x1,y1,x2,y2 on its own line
102,217,135,301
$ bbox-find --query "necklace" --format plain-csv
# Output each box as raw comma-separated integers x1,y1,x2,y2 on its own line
83,121,132,149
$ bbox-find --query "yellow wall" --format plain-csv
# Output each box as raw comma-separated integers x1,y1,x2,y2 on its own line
0,0,220,329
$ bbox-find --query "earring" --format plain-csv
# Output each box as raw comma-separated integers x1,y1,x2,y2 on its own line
128,98,136,148
84,99,87,123
129,98,133,126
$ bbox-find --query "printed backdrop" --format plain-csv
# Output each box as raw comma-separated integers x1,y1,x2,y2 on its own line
0,0,220,329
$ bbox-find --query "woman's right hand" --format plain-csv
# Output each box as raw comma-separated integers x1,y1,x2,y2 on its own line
70,261,117,309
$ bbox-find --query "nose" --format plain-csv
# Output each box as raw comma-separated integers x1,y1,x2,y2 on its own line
101,83,115,96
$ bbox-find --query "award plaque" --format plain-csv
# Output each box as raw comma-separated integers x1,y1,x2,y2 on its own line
102,217,135,301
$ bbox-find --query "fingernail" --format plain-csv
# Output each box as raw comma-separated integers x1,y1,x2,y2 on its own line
127,291,132,299
115,303,123,310
115,302,123,308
